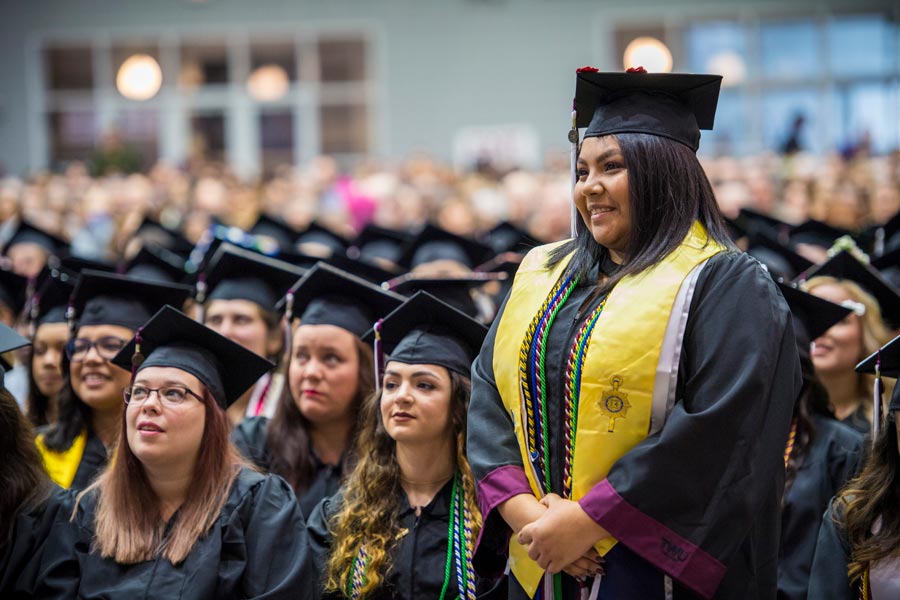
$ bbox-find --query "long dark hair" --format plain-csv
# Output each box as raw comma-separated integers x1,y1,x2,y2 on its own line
265,337,374,493
1,387,50,541
41,362,90,451
26,351,53,428
837,410,900,582
548,133,734,291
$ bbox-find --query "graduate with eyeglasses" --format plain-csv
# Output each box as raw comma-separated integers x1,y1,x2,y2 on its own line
34,270,192,491
36,305,313,600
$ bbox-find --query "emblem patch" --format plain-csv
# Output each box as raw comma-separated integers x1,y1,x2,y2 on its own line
599,375,630,432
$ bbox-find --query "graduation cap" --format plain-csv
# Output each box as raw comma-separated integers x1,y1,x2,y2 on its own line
386,273,506,319
747,233,814,281
856,334,900,440
483,221,541,255
125,244,187,284
0,269,29,315
279,262,404,338
55,255,116,277
348,224,412,265
29,267,76,326
574,69,722,152
4,221,68,256
736,208,791,242
69,270,194,331
363,291,488,379
134,217,194,255
203,243,305,310
395,224,493,270
722,217,747,244
777,282,852,344
789,220,850,250
294,222,349,257
326,253,400,285
249,214,300,252
0,323,30,385
111,305,274,409
872,246,900,291
802,250,900,329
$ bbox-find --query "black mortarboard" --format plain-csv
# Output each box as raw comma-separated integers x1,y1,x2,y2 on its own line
280,263,404,338
575,69,722,152
30,267,76,326
873,246,900,291
363,292,488,378
723,217,747,243
203,243,305,310
112,305,274,409
326,254,399,285
386,274,506,319
0,269,29,315
56,256,116,277
0,323,30,383
348,224,412,265
4,221,68,255
69,269,194,331
777,282,852,344
483,222,541,255
396,224,493,270
250,215,300,252
789,220,850,250
295,222,349,257
125,244,187,284
856,335,900,416
736,208,791,242
134,217,194,255
747,233,814,281
802,250,900,329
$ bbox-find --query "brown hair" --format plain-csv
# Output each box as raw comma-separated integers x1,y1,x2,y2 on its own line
76,386,244,564
0,387,50,541
837,412,899,582
325,370,481,595
265,336,374,493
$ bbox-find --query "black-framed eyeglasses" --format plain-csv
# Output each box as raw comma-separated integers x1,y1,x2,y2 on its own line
123,385,204,407
65,336,127,362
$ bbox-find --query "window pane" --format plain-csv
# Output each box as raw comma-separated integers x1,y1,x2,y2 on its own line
761,21,821,79
48,110,96,167
260,111,294,174
828,14,894,77
190,113,226,164
250,41,296,81
835,82,896,155
318,37,366,82
686,22,748,78
116,109,158,169
44,46,94,91
181,42,229,88
697,91,744,156
761,88,823,154
320,103,368,154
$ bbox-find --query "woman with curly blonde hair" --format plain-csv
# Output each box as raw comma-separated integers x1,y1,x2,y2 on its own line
803,253,897,434
309,292,493,599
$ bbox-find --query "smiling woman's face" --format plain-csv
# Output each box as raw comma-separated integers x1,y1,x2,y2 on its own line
69,324,134,412
809,283,865,375
574,136,632,263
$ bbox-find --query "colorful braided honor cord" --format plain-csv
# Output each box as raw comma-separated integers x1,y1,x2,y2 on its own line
562,298,607,498
518,273,580,493
783,417,797,469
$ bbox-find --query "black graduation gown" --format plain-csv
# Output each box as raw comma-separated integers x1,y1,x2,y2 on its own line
778,415,864,600
308,481,501,599
837,404,870,436
0,486,67,599
36,467,313,600
807,501,857,600
71,430,109,491
231,415,345,516
468,251,801,599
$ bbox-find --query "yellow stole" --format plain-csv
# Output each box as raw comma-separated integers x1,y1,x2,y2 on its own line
493,222,725,595
35,429,87,489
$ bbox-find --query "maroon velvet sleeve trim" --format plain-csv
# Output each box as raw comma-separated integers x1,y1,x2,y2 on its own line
474,464,532,549
578,479,726,600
